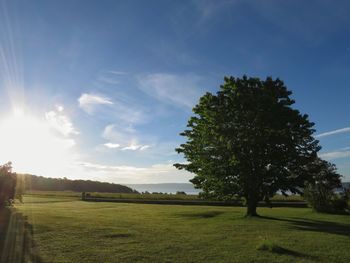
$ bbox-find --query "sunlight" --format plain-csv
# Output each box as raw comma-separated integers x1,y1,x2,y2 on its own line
0,108,78,177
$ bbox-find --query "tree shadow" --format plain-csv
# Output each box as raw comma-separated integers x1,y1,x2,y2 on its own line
104,233,133,238
272,246,307,256
269,245,318,261
259,215,350,237
176,211,225,219
0,208,43,262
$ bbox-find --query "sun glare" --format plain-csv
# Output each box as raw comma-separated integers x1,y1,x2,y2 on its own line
0,108,77,177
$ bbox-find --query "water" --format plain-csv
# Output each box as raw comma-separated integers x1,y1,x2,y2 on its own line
126,183,199,195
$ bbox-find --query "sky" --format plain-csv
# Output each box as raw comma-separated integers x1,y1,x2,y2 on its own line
0,0,350,183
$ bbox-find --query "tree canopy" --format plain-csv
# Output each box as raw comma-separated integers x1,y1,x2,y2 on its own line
303,158,347,213
0,162,17,207
175,76,320,216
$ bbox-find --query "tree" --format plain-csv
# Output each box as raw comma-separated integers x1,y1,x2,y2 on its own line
175,76,320,216
0,162,17,207
303,158,347,213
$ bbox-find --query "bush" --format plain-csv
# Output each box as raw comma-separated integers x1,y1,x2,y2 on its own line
304,185,349,214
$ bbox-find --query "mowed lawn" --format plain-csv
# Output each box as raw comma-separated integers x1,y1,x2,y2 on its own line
16,194,350,263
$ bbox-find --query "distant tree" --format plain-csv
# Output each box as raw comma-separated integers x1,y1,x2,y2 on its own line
304,158,348,213
176,191,187,195
175,76,320,216
0,162,18,207
17,174,136,194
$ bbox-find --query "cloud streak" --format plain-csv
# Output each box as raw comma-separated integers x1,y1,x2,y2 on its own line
315,127,350,138
319,150,350,160
79,161,192,183
137,73,202,109
102,124,151,151
78,93,113,114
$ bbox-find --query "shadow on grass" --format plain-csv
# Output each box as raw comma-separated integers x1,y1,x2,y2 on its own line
0,208,42,263
272,246,315,258
104,233,133,238
259,216,350,237
176,211,225,219
263,245,319,261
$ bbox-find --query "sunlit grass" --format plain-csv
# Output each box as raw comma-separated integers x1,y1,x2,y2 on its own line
25,190,304,202
15,194,350,263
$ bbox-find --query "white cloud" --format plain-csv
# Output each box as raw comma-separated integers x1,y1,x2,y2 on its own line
78,93,113,114
56,105,64,112
315,127,350,138
137,73,202,108
103,142,120,149
139,145,150,151
102,124,151,151
78,91,146,125
45,109,79,136
121,143,150,151
319,150,350,160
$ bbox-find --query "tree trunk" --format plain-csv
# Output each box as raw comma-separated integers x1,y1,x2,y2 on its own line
246,199,259,217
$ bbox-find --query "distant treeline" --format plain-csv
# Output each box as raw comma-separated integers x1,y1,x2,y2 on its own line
17,174,137,193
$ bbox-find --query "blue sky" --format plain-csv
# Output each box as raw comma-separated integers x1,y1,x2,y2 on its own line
0,0,350,183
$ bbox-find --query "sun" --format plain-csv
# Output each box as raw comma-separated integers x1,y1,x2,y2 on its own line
0,108,78,177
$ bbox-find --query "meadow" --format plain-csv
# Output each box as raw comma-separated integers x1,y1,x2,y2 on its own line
12,192,350,263
25,190,304,202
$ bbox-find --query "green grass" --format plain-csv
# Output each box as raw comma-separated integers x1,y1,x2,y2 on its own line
25,190,304,202
14,193,350,263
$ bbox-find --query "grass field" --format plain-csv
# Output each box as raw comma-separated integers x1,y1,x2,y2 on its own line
25,190,304,202
13,192,350,263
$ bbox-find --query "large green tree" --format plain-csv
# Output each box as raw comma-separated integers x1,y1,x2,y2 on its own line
175,76,320,216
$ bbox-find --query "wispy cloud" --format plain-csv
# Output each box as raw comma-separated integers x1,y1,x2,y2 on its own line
79,161,192,183
319,150,350,160
137,73,202,108
121,144,150,151
315,127,350,138
193,0,240,22
108,70,128,75
78,93,113,114
102,124,151,151
79,162,146,173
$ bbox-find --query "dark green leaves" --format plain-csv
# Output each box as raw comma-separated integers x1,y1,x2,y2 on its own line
175,76,321,210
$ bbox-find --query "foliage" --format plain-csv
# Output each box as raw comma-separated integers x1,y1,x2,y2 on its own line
0,162,18,207
303,158,348,213
17,174,137,193
175,76,320,216
16,193,350,263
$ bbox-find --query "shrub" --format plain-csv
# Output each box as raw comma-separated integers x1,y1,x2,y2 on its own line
304,185,349,214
